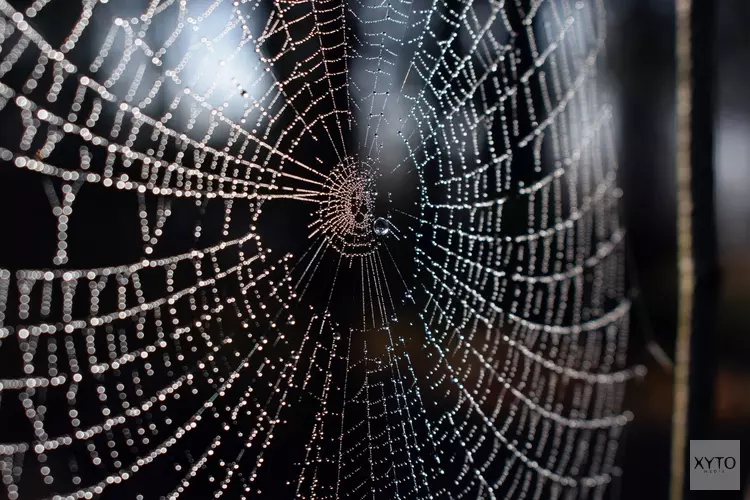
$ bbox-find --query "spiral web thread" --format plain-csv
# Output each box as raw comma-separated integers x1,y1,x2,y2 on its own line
0,0,644,499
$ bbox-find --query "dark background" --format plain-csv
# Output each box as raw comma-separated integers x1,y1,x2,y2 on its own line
611,1,750,499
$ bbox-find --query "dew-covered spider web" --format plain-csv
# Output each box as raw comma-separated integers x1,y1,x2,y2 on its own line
0,0,645,498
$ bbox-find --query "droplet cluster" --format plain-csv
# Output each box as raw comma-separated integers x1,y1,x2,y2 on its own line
311,156,379,257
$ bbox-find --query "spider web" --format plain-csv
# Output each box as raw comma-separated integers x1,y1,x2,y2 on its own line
0,0,645,499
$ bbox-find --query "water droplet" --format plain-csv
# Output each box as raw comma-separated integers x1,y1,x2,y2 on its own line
373,217,389,236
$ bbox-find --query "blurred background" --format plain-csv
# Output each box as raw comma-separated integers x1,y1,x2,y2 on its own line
610,0,750,498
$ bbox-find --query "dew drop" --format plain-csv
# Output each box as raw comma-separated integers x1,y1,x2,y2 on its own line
373,217,390,236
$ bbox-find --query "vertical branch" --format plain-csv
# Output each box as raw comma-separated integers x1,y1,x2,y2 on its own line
671,0,718,498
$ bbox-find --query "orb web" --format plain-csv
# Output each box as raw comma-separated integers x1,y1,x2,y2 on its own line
0,0,645,499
